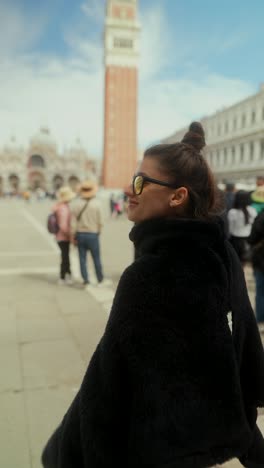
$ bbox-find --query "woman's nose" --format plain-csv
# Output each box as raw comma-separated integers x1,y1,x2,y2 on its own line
124,183,133,197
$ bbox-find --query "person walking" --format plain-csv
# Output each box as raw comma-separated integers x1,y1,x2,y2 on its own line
251,185,264,214
70,180,107,288
227,190,257,264
42,123,264,468
52,186,76,285
224,181,236,212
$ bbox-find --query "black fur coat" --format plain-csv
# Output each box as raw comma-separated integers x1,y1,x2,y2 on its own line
42,217,264,468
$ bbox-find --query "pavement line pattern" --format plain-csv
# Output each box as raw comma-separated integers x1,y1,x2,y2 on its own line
20,207,115,314
21,208,58,252
1,224,32,228
0,251,58,257
0,267,58,275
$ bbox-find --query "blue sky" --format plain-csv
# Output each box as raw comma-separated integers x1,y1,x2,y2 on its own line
0,0,263,156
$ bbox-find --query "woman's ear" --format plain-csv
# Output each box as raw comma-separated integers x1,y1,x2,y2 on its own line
169,187,189,207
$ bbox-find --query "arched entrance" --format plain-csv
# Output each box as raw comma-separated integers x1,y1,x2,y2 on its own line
28,154,46,191
9,174,20,193
68,175,80,191
28,154,45,168
52,175,64,191
28,171,45,190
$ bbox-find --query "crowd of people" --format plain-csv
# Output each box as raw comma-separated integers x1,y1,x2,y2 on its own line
42,122,264,468
224,178,264,329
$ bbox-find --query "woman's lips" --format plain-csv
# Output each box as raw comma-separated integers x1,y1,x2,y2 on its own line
128,200,138,208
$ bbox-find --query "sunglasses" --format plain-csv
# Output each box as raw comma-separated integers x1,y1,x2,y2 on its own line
132,174,178,195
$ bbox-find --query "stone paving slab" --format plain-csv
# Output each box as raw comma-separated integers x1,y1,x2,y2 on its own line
21,339,86,389
0,343,22,392
0,306,17,345
65,305,107,360
55,285,98,316
0,201,263,468
25,387,77,468
258,414,264,432
0,252,59,269
17,312,70,343
222,460,242,467
88,285,115,303
16,299,58,318
0,391,31,468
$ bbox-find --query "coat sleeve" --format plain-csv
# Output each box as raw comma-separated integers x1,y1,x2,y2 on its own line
240,423,264,467
41,306,130,467
41,392,83,468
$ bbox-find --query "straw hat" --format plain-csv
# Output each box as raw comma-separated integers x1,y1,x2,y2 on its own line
251,186,264,203
79,180,98,199
56,186,76,203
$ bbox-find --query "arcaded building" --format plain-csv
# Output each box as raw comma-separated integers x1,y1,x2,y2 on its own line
0,127,98,194
163,84,264,186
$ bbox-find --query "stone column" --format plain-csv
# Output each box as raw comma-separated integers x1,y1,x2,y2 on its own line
254,139,261,163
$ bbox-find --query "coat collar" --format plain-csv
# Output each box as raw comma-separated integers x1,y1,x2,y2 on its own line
129,216,226,256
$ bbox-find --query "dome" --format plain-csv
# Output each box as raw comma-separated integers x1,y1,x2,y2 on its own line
30,127,57,150
69,138,88,159
71,138,85,152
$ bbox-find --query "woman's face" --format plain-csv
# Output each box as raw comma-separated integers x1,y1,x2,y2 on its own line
125,157,184,223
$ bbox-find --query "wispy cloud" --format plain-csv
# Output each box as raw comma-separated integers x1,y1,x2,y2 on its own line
64,32,103,71
0,3,47,57
0,1,256,158
81,0,105,23
137,3,255,147
139,75,254,147
0,54,103,154
139,4,172,79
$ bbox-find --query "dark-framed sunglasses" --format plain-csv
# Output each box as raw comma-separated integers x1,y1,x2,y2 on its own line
132,174,178,195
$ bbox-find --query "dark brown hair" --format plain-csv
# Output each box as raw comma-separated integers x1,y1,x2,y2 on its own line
144,122,218,219
233,190,251,225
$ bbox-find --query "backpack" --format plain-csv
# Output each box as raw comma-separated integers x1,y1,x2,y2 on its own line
47,212,59,234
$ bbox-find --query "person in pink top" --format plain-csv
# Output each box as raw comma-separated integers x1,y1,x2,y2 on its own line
53,186,76,284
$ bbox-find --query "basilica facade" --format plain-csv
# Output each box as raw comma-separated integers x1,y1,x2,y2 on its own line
163,83,264,186
0,127,98,195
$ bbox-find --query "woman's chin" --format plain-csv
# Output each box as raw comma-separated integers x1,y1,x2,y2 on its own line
127,207,139,223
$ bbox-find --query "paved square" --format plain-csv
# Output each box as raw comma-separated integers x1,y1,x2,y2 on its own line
0,199,262,468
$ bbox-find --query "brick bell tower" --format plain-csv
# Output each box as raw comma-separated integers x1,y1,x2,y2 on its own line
102,0,140,189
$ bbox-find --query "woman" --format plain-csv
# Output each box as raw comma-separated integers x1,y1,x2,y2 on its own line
42,123,264,468
227,190,257,263
53,186,75,285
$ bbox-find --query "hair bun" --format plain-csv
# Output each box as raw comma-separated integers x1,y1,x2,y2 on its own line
181,121,206,151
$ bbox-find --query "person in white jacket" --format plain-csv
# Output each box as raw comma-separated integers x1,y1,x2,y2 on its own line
228,190,257,263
